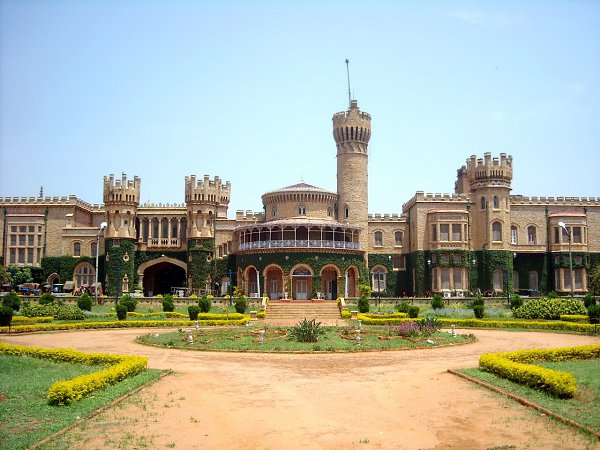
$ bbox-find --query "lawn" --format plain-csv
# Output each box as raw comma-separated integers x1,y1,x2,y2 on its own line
0,354,165,449
136,324,476,352
461,359,600,433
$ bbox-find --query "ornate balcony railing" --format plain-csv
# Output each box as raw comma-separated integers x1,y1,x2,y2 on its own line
147,238,180,248
239,239,360,251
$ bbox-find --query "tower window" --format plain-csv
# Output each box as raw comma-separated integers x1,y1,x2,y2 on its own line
298,205,306,215
374,231,383,246
481,197,486,210
73,242,81,257
527,226,537,245
272,206,278,218
327,207,332,217
492,221,502,242
394,231,403,246
493,196,499,209
344,205,349,219
511,225,518,244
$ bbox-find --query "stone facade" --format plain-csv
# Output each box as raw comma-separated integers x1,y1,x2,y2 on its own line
1,99,599,298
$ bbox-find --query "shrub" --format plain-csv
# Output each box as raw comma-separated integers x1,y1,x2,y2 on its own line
358,284,371,298
198,296,211,313
20,303,85,320
115,304,128,321
547,291,559,299
2,292,21,311
513,297,587,320
288,318,325,343
407,305,420,318
473,305,485,319
0,305,13,327
588,304,600,324
583,293,597,309
510,294,523,310
188,305,200,320
77,293,93,311
119,294,138,312
395,321,421,338
417,316,440,332
395,301,410,313
430,294,444,310
234,296,247,314
38,293,55,305
161,294,174,312
470,295,484,308
357,297,370,313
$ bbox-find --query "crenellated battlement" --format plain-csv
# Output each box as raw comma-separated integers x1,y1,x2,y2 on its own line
185,174,231,205
368,213,405,221
332,100,371,148
235,210,265,222
402,191,469,212
0,195,103,210
511,195,600,206
464,152,513,189
103,173,141,205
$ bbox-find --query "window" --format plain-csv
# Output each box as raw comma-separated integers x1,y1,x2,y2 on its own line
431,224,437,242
574,269,583,290
394,231,403,246
492,222,502,242
392,256,406,270
453,270,463,290
451,224,461,241
272,206,278,218
572,227,582,244
511,226,518,244
372,268,386,292
344,205,349,219
327,207,332,217
528,271,538,290
574,255,583,265
493,269,503,291
91,242,97,258
440,269,450,290
73,242,81,257
440,224,449,241
481,197,486,210
527,226,537,245
298,205,306,215
374,231,383,246
439,254,450,264
554,227,560,244
493,196,499,209
74,263,95,288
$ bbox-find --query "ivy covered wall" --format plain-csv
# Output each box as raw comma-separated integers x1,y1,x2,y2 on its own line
105,239,136,296
41,256,99,286
368,254,410,297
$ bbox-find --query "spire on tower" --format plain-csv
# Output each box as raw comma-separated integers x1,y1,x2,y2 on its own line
345,59,351,108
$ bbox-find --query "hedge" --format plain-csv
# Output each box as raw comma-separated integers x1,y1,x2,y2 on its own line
559,315,589,323
479,345,600,398
11,316,54,324
0,342,148,405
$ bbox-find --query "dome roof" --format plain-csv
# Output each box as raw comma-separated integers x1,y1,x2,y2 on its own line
263,182,336,197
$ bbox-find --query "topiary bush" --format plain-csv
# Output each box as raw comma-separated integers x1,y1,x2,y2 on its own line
198,296,211,313
2,292,21,311
188,305,200,320
547,291,559,299
116,304,128,321
431,294,444,310
513,297,587,320
38,293,55,305
20,303,85,320
0,305,13,327
77,293,93,311
395,301,410,313
583,293,597,309
470,295,485,308
588,304,600,324
161,294,175,312
408,305,420,318
234,296,247,314
119,294,138,312
510,294,523,310
473,305,485,319
357,297,370,313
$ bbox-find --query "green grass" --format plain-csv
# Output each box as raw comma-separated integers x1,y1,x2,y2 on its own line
461,359,600,433
136,324,476,352
0,355,165,449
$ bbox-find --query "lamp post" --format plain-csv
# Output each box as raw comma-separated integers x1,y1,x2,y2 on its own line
558,221,574,297
376,271,383,307
427,259,432,296
94,222,107,305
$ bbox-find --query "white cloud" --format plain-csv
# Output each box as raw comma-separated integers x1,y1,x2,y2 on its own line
447,9,525,28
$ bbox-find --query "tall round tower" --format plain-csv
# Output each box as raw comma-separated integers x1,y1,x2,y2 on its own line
333,99,371,253
103,173,141,239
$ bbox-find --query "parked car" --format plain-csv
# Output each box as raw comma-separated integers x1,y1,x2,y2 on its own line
518,289,540,297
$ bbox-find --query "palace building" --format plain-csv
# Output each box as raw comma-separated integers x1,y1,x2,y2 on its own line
1,99,599,299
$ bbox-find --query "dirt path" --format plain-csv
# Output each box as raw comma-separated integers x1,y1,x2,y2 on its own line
2,329,599,450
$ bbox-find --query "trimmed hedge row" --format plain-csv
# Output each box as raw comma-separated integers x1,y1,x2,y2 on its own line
106,311,247,320
359,312,408,319
0,342,148,405
559,315,589,323
11,316,54,324
0,317,250,334
479,345,600,398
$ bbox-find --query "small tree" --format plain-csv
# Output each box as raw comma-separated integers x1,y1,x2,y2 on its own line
510,294,523,310
358,284,372,299
0,305,13,327
589,265,600,296
583,293,597,309
2,292,21,312
119,294,138,312
408,305,420,318
588,304,600,324
161,294,175,312
188,305,200,320
77,293,93,311
357,297,370,313
473,305,485,319
198,296,211,313
234,296,247,314
0,266,13,287
38,293,55,305
115,304,128,320
430,294,444,310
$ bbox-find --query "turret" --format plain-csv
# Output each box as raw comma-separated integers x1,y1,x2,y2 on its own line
334,99,371,253
103,173,140,239
185,175,231,239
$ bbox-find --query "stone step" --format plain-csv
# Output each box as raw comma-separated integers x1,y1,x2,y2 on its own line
266,302,341,319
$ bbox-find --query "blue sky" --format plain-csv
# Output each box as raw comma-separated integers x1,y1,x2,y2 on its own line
1,0,598,216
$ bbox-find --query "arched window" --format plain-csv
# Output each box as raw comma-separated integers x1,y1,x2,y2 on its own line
492,222,502,241
527,226,537,245
493,196,499,209
91,242,97,258
73,242,81,257
510,225,518,244
272,206,278,218
327,207,332,217
298,205,306,215
480,197,486,210
371,266,387,293
374,231,383,246
394,231,403,246
74,262,95,289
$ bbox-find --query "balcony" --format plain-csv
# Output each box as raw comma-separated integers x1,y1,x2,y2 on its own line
238,239,360,251
146,238,181,248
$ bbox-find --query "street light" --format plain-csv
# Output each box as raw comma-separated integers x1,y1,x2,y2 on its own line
94,222,107,305
558,221,574,298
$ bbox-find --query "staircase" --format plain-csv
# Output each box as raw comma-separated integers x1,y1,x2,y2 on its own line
266,301,341,321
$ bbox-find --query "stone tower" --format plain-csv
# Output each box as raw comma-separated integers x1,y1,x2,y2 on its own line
184,175,231,240
465,153,513,250
103,173,141,239
333,99,371,253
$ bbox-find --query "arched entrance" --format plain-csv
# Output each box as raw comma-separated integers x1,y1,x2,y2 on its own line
291,265,312,300
264,265,284,300
320,265,339,300
138,256,187,297
244,266,260,297
345,266,358,298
